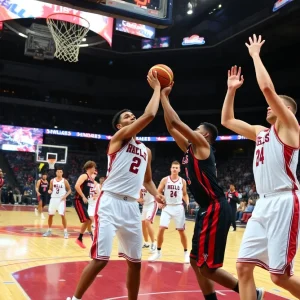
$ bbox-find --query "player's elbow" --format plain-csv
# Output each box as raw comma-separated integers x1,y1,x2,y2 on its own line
221,117,231,127
260,84,274,95
170,119,180,128
143,112,156,121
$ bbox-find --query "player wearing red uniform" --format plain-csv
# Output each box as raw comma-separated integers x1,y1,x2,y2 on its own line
161,85,264,300
74,161,97,248
35,173,49,220
67,71,165,300
221,34,300,300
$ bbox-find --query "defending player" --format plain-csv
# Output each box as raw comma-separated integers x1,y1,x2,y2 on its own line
148,161,190,263
161,86,264,300
35,173,48,220
139,186,158,253
43,167,71,238
67,70,165,300
221,34,300,300
74,161,97,248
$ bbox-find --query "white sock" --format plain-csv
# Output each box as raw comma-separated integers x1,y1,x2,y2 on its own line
48,228,51,232
145,242,150,245
72,297,81,300
64,228,68,233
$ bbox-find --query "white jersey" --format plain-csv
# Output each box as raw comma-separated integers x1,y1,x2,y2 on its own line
51,178,66,198
90,182,100,200
253,126,299,194
102,138,148,200
141,186,155,205
164,176,183,205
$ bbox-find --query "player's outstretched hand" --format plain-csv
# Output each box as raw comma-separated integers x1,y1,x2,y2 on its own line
227,66,244,90
161,82,174,98
147,70,161,90
155,194,165,205
245,34,265,57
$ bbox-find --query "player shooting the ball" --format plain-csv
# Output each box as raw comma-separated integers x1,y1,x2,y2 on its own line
160,83,264,300
67,69,165,300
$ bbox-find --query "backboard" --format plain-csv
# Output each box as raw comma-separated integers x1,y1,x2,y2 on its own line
36,144,68,164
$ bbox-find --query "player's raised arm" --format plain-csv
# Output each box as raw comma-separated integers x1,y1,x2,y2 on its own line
143,148,165,204
160,86,209,148
182,179,189,206
48,179,53,194
221,65,266,141
161,87,189,152
111,71,161,143
246,34,299,131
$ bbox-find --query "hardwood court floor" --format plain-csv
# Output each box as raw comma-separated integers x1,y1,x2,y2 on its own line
0,205,299,300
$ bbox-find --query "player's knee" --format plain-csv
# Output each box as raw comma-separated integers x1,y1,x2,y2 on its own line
236,262,254,278
199,264,216,279
127,261,141,272
91,259,108,271
190,257,197,269
270,273,288,287
158,227,165,234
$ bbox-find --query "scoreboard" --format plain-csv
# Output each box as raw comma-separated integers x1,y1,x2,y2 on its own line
39,0,173,27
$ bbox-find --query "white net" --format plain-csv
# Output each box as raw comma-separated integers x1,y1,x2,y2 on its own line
46,13,90,63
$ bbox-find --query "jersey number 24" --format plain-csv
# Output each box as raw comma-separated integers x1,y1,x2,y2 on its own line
255,147,265,167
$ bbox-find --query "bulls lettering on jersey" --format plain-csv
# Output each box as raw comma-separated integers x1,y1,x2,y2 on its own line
141,186,154,205
253,126,299,194
102,138,148,200
51,178,66,198
164,176,183,205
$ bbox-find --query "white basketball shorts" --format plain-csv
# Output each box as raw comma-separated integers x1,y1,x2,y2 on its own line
88,198,96,217
48,197,66,216
160,204,186,230
141,201,158,223
237,191,300,275
90,191,142,262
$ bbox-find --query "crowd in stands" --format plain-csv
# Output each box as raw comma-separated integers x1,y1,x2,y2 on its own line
3,150,299,223
0,151,261,220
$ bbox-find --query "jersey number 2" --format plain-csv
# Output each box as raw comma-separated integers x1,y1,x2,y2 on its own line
255,147,264,167
129,157,141,174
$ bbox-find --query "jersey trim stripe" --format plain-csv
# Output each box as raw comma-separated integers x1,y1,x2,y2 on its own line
91,191,107,260
190,147,218,203
169,176,180,183
149,201,158,223
206,202,221,267
283,146,298,191
286,191,300,270
273,125,299,150
197,202,223,268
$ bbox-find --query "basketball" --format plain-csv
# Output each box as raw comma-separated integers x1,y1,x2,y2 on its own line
149,64,174,88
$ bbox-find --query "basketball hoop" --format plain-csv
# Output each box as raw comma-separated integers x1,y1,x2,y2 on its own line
47,158,57,170
46,13,90,63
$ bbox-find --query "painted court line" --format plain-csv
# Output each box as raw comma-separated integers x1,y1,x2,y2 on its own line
103,289,235,299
